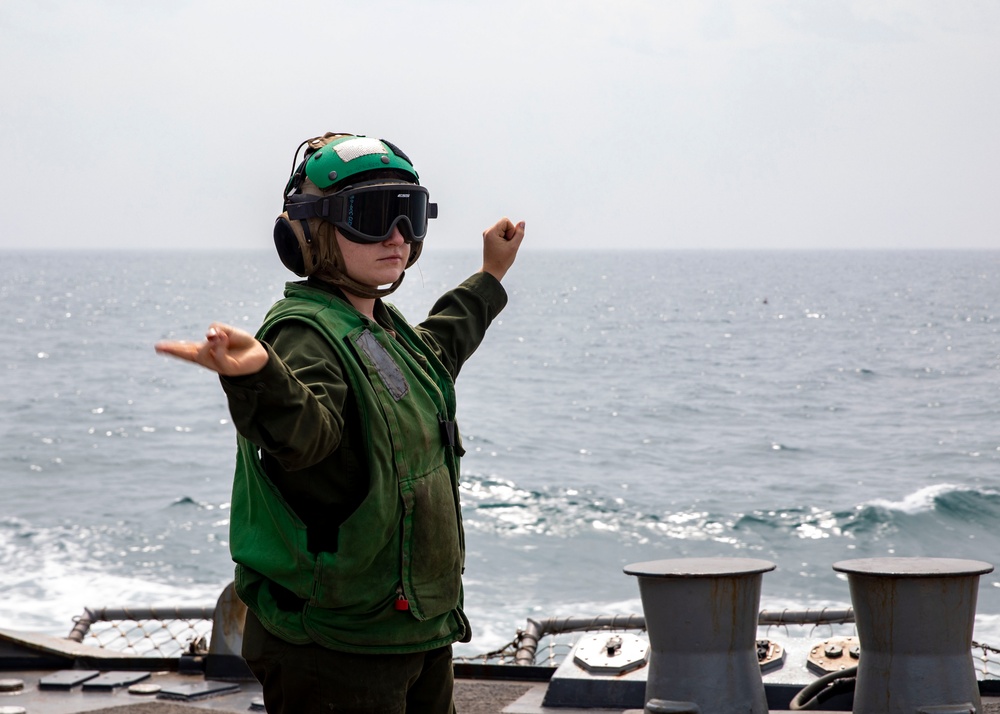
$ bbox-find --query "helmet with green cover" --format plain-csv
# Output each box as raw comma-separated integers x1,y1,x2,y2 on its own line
294,133,420,194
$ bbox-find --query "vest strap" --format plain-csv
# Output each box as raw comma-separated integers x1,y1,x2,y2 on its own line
438,416,456,448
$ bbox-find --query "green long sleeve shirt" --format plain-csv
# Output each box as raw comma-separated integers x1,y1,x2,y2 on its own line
220,271,507,562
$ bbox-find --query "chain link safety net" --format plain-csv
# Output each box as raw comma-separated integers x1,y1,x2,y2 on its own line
68,606,214,658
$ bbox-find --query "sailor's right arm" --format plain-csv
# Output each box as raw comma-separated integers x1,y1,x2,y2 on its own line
155,323,269,376
219,322,348,471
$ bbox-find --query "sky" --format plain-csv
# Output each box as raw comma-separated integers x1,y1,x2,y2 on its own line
1,0,998,252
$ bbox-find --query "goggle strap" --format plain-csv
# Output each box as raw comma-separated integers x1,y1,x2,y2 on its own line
284,195,343,222
428,203,438,219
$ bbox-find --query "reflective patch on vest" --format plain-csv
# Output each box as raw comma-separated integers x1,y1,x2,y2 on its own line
354,329,409,401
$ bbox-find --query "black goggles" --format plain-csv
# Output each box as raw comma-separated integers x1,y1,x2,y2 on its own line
284,182,438,244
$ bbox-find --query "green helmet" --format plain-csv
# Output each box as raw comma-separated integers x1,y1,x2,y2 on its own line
285,134,420,198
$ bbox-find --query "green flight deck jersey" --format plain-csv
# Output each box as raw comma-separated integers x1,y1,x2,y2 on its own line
221,273,507,654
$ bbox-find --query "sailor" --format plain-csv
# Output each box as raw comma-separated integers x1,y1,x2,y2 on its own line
155,132,525,713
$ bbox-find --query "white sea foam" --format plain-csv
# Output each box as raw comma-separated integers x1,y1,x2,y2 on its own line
974,612,1000,647
0,523,225,634
868,483,964,515
0,568,223,636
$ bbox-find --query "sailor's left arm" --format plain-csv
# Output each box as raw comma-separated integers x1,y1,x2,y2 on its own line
415,271,508,378
415,218,525,377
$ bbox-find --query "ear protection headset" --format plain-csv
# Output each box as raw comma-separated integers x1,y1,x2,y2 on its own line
273,209,317,277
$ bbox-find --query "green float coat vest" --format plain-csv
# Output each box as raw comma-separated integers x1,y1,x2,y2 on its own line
230,282,468,653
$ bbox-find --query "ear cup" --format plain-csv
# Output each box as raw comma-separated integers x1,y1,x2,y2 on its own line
273,214,312,277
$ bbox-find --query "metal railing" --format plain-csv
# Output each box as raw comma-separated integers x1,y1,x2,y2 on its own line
67,605,215,658
456,608,1000,680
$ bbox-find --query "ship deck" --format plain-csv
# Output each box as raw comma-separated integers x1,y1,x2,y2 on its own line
1,671,999,714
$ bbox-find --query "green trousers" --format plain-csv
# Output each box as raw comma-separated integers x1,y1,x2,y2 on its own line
242,609,456,714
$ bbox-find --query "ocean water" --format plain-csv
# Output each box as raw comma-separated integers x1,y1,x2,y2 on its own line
2,249,999,656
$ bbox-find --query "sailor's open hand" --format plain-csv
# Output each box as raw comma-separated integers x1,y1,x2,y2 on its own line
481,217,525,282
155,323,269,377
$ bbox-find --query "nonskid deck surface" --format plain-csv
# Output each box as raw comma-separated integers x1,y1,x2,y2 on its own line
0,671,540,714
2,672,999,714
0,669,259,714
3,673,1000,714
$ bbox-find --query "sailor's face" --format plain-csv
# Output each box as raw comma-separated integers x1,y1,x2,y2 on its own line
335,227,411,289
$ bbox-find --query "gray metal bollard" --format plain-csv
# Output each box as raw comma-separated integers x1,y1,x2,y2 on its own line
623,557,775,714
832,557,993,714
